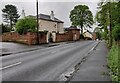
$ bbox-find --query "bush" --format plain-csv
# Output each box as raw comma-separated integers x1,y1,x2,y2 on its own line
108,42,120,82
16,17,37,34
112,24,120,41
0,24,11,34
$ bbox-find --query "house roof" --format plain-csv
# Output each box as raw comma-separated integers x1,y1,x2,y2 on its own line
65,26,80,31
38,14,64,23
65,28,80,31
83,30,92,34
28,14,64,23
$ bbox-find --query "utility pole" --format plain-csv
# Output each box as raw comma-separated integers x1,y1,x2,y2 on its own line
36,0,39,44
109,1,112,48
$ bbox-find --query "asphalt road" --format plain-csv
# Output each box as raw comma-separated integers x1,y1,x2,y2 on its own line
1,40,98,81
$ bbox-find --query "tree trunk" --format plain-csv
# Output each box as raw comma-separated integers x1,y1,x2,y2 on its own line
81,25,83,34
10,18,12,30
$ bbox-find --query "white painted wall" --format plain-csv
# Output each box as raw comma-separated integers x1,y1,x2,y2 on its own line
38,19,64,33
83,32,92,38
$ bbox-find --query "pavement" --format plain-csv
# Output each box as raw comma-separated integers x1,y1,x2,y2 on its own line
70,41,112,82
0,41,68,56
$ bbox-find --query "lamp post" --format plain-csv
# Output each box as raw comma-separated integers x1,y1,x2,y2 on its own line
36,0,39,44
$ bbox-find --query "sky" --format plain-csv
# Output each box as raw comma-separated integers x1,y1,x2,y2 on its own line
0,0,100,31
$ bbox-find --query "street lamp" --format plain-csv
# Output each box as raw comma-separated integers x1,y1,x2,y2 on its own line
36,0,39,44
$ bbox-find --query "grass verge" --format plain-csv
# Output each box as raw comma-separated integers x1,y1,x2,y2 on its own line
108,42,120,83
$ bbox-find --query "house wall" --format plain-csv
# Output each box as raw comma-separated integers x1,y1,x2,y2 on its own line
39,19,64,33
83,32,92,39
92,32,97,40
57,23,64,33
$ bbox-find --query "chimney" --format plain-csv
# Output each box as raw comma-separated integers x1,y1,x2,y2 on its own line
50,11,54,20
20,9,25,19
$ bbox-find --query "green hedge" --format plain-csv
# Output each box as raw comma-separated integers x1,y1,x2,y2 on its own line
108,42,120,83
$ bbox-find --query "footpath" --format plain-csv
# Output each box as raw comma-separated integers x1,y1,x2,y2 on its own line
70,41,112,82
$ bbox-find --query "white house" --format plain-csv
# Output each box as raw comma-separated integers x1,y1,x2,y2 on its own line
38,11,64,33
83,30,92,39
38,11,64,43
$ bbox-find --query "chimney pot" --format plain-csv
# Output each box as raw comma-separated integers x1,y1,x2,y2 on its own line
50,11,54,20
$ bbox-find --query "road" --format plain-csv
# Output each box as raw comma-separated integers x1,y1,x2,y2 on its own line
1,40,98,81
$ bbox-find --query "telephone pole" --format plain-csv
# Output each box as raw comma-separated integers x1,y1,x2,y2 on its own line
36,0,39,44
109,1,112,48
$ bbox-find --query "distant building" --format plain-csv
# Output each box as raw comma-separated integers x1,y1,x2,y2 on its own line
65,26,80,41
83,30,92,39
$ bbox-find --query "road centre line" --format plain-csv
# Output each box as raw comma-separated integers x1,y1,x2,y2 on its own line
0,62,22,70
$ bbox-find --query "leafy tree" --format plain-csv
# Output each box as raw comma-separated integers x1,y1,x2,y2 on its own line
112,24,120,41
96,1,120,47
94,27,102,40
69,5,93,34
102,31,108,40
2,4,20,30
16,17,37,34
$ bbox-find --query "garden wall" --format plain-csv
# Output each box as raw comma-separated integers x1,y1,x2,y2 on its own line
1,32,47,45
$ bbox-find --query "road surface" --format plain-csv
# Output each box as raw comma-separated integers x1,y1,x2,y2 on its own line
1,40,98,81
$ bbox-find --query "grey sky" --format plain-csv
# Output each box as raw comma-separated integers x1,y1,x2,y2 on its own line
0,0,99,27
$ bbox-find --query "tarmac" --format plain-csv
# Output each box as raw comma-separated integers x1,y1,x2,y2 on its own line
0,40,112,82
0,41,68,56
70,41,112,82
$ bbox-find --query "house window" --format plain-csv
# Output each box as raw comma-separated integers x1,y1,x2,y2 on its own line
54,24,56,28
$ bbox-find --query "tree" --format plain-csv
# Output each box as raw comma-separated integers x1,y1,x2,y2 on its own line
96,1,120,47
0,23,11,34
69,5,93,34
94,27,102,40
2,4,20,30
112,24,120,41
15,17,37,34
102,31,108,40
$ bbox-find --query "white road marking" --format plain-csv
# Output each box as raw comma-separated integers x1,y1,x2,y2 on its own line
0,62,22,70
88,46,94,53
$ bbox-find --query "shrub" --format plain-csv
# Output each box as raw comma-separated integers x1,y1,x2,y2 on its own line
16,17,37,34
0,23,11,34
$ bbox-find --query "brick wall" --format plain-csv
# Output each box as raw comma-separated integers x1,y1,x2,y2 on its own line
56,33,72,42
1,32,47,45
71,29,80,41
55,29,80,42
1,29,80,45
39,33,47,44
2,32,20,42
